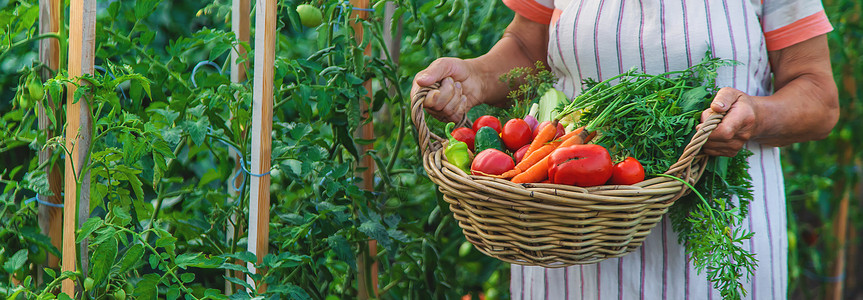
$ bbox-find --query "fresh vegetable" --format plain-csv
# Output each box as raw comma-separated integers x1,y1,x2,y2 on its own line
471,149,514,176
513,144,529,163
607,157,645,185
83,277,95,291
296,4,323,28
510,128,592,183
474,126,504,154
471,115,502,133
114,288,126,300
525,120,560,158
451,126,476,152
524,115,538,133
444,123,472,174
498,61,557,119
547,144,613,187
27,75,44,101
532,121,565,139
536,87,568,122
501,118,532,151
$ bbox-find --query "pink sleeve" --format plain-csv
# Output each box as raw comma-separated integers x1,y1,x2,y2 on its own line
502,0,555,25
761,0,833,51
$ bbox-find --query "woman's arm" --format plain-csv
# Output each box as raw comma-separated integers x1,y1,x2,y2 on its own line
701,34,839,156
411,14,549,122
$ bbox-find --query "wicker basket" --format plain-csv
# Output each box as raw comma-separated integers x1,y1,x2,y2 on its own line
410,84,723,267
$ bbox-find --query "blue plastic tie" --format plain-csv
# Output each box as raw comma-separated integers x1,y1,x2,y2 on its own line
94,66,129,103
24,194,64,208
191,61,224,88
209,128,272,192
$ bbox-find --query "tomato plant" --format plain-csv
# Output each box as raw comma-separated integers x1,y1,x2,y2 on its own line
0,0,515,298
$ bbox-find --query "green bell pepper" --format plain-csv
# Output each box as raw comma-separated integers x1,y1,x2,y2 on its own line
444,122,472,173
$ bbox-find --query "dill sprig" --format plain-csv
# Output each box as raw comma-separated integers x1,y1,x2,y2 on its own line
499,61,557,119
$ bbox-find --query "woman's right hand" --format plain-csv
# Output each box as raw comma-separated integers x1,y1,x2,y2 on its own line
411,57,487,123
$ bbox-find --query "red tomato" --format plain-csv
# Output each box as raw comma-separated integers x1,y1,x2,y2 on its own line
472,115,502,133
533,121,565,139
547,144,613,187
513,144,530,163
471,149,515,176
607,157,646,185
501,119,532,151
451,127,476,152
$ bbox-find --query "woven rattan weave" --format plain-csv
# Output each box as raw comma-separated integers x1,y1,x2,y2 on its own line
411,84,723,267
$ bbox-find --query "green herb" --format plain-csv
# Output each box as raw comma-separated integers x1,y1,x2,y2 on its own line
499,61,557,119
670,151,756,300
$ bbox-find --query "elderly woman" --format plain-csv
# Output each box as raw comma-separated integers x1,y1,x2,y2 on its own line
411,0,839,298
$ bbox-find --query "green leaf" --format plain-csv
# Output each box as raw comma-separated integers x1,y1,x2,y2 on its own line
116,244,144,273
326,235,356,270
3,249,28,273
224,275,254,291
133,273,160,300
268,282,311,300
209,42,232,61
91,235,118,285
183,116,210,146
358,220,391,252
76,218,104,243
110,204,132,227
150,139,176,159
198,168,221,188
180,272,195,283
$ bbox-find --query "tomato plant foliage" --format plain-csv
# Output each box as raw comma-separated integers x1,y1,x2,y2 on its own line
0,0,513,299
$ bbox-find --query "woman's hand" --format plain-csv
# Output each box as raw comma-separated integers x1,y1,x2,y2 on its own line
411,58,486,123
411,14,550,123
700,87,759,157
700,35,838,157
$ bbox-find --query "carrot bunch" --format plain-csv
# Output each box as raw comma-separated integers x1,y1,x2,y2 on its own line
488,122,595,183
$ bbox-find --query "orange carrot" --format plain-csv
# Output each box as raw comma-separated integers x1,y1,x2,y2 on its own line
525,121,558,158
511,155,552,183
494,143,557,178
511,129,595,184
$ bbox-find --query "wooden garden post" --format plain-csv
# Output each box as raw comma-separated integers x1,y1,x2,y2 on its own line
227,0,250,294
37,0,62,272
350,1,379,298
247,0,276,291
62,0,95,294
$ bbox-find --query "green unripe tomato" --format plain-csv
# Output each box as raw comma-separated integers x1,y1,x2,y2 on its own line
29,246,46,265
28,76,44,101
458,241,472,257
113,288,126,300
296,4,323,28
83,277,95,291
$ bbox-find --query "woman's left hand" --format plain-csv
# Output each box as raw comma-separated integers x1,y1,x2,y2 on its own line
700,87,760,157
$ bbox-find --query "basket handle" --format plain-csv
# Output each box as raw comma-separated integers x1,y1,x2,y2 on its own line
410,84,472,156
664,111,725,180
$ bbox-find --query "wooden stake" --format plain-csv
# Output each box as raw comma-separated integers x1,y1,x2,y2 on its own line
227,0,250,294
77,0,96,281
349,1,378,298
62,0,84,294
62,0,95,295
37,0,62,271
247,0,276,292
